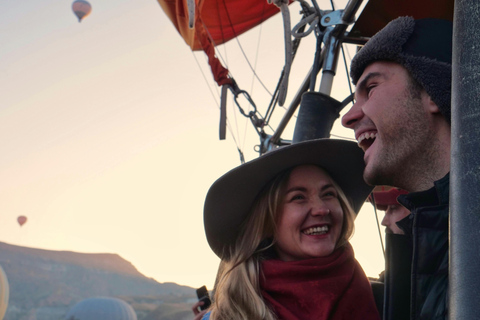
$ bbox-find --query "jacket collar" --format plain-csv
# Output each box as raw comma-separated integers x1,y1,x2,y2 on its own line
397,173,450,210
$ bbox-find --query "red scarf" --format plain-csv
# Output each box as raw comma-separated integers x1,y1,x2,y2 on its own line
260,243,380,320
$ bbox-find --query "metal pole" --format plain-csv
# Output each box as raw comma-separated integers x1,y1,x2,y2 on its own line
317,0,364,95
341,0,364,24
450,1,480,319
269,67,313,145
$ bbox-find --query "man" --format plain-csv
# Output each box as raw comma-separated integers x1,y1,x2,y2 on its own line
341,17,452,320
370,187,411,320
372,187,410,234
374,187,415,320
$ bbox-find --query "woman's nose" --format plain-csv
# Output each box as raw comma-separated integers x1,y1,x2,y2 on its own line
310,198,330,216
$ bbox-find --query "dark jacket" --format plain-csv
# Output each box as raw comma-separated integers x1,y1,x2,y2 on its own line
384,174,449,320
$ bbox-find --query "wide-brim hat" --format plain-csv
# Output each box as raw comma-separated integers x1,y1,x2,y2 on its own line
204,138,372,259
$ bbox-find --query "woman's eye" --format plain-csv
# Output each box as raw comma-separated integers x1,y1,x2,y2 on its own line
290,194,305,201
323,190,338,198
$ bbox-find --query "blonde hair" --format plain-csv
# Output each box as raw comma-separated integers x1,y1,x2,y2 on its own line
209,166,356,320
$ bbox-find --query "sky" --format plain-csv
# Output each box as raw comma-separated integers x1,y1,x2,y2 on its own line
0,0,386,290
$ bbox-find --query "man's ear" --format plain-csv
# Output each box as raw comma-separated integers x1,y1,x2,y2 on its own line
423,92,441,115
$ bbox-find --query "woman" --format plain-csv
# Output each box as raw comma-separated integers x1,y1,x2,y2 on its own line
194,139,380,320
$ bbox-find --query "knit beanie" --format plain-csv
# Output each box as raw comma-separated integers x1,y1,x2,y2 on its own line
350,16,453,121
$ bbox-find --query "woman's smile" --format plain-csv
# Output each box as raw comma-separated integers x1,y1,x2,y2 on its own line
274,165,344,261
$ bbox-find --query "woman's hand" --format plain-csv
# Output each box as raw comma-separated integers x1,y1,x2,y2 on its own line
192,300,208,320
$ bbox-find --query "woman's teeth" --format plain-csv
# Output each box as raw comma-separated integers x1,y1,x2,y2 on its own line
303,226,329,235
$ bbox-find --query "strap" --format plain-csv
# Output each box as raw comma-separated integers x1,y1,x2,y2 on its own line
268,0,293,106
219,85,228,140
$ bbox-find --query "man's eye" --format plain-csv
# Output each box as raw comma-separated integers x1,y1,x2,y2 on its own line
366,84,377,97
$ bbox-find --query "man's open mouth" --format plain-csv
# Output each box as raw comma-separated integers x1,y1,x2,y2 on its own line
357,132,377,152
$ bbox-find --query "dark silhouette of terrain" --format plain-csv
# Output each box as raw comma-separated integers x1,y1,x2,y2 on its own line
0,242,196,320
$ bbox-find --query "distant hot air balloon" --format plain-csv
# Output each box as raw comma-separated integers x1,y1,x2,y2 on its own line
0,265,9,320
72,0,92,23
17,216,27,227
65,297,137,320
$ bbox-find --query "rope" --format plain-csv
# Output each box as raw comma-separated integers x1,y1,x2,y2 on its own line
292,12,319,39
268,0,293,106
192,52,244,158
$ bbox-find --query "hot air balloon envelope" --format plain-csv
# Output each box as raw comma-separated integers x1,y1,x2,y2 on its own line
17,216,27,226
65,297,137,320
0,265,9,320
72,0,92,22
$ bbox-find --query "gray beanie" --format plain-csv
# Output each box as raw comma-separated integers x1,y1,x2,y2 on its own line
350,16,453,121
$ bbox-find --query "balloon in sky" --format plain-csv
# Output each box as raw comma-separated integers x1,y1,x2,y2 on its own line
65,297,137,320
72,0,92,23
17,216,27,227
0,265,9,320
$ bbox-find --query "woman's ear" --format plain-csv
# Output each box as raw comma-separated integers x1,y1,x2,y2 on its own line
257,238,274,251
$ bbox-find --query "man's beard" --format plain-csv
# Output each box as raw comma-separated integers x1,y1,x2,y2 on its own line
363,87,429,190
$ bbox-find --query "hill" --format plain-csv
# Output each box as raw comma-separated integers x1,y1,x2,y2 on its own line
0,242,196,320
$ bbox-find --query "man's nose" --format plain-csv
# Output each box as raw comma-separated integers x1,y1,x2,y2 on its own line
381,214,389,227
341,101,363,129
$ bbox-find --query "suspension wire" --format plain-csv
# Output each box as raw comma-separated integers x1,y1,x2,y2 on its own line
215,0,227,56
191,52,245,160
232,37,273,97
341,44,355,104
200,20,230,77
244,5,269,149
370,194,386,259
197,1,358,160
198,2,279,156
219,1,274,97
324,0,385,260
343,44,355,105
193,52,221,108
264,15,308,126
200,1,272,98
344,42,354,61
250,25,263,96
237,147,245,164
241,102,250,152
198,6,254,161
376,209,386,259
215,0,231,82
334,11,385,260
330,0,336,10
230,93,242,149
264,76,282,126
246,3,281,133
250,2,270,96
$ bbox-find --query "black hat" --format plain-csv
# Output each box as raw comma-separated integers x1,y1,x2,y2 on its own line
351,16,453,121
203,139,373,259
